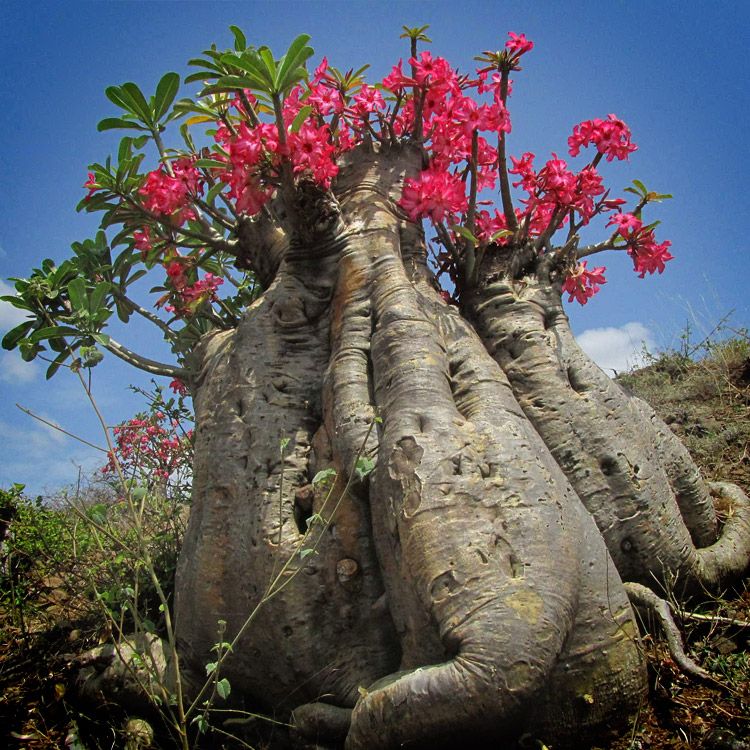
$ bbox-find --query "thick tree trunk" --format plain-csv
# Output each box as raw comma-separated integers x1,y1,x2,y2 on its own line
173,144,745,748
466,252,750,594
175,223,399,714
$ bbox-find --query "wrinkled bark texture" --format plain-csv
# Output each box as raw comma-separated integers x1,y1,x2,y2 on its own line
174,145,749,748
465,258,750,594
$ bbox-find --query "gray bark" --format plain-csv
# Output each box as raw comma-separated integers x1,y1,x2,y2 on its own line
175,217,399,713
466,252,750,593
171,144,747,749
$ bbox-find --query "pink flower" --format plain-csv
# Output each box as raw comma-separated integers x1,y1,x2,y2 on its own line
180,272,223,303
312,57,329,85
537,155,577,205
475,209,512,245
83,172,99,200
562,261,607,305
288,122,339,188
628,234,674,277
606,212,643,238
568,114,637,162
506,32,534,57
509,152,537,190
409,51,455,91
352,84,385,115
381,59,414,94
399,165,468,223
134,227,153,257
165,260,187,290
307,82,344,116
140,168,190,218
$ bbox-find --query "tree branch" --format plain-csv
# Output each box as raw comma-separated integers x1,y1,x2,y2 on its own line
575,238,622,260
104,337,188,380
15,404,108,453
111,288,176,339
497,68,518,233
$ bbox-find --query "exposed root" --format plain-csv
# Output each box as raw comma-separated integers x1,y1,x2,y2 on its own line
624,582,711,682
697,482,750,584
291,702,352,744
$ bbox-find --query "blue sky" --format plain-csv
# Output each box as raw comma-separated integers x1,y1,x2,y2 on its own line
1,1,748,496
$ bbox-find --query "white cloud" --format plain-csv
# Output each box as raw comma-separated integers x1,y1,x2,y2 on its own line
0,279,32,331
0,417,105,495
575,322,656,376
0,350,38,384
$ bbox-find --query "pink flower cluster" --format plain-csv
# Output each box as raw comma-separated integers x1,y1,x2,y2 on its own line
159,257,224,316
508,152,605,232
169,378,188,396
562,261,607,305
110,28,673,314
568,114,637,162
139,157,203,223
400,165,468,223
83,172,99,200
213,95,344,214
288,122,339,187
607,213,674,277
395,50,516,222
505,32,534,57
104,412,193,482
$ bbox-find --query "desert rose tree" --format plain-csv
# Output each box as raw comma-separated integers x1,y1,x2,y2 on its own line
4,26,749,749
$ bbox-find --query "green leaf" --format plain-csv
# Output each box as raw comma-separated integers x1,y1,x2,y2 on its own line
280,436,291,452
631,179,648,197
212,73,264,92
97,117,148,132
306,513,324,530
153,72,180,121
1,288,30,306
93,333,111,346
299,548,315,559
191,714,209,734
89,282,111,314
276,34,313,93
646,191,673,203
205,661,217,675
216,678,231,700
67,278,87,311
28,325,81,344
489,229,513,243
105,85,136,114
45,351,69,380
257,47,278,86
312,468,337,486
289,105,313,134
355,456,376,480
222,52,272,92
451,225,478,245
194,158,229,170
19,340,44,362
229,25,247,52
2,320,34,350
121,82,153,123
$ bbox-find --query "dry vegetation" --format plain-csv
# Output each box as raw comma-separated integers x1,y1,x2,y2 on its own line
1,331,748,749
